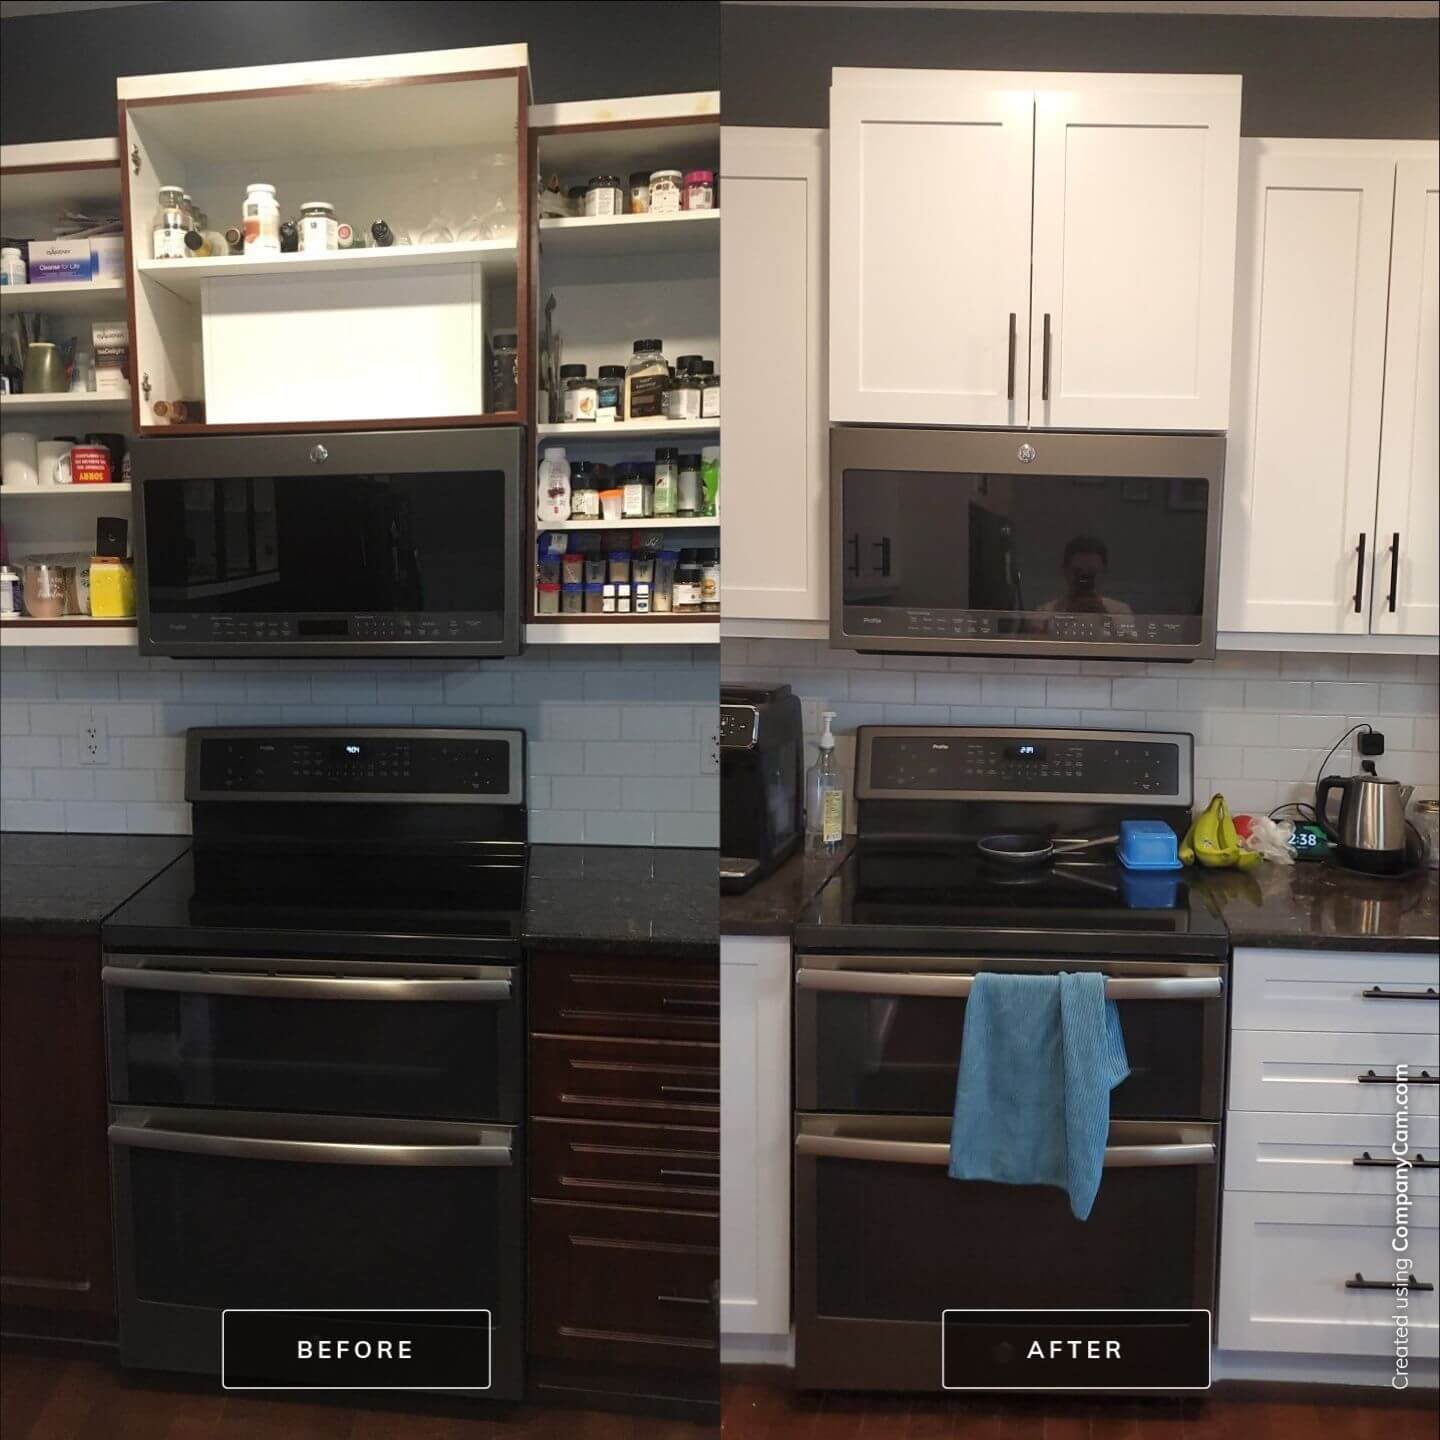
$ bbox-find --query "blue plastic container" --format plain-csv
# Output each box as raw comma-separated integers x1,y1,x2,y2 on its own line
1118,819,1184,871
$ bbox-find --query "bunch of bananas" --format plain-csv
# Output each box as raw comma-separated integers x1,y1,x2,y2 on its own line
1179,794,1262,870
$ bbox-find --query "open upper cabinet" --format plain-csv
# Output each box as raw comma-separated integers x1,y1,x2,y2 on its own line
117,46,532,435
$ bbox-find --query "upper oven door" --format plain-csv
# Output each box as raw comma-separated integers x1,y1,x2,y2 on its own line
830,428,1224,660
134,427,523,658
795,952,1226,1122
103,953,523,1124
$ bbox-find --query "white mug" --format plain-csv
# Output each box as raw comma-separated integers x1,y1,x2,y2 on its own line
37,439,71,487
1,430,39,488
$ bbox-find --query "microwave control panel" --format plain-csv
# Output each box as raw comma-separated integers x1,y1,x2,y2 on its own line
152,614,502,644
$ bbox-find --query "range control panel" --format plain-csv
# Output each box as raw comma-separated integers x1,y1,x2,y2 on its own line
191,729,521,802
860,728,1189,804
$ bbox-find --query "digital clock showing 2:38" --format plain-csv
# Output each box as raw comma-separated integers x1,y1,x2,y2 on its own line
1287,823,1330,860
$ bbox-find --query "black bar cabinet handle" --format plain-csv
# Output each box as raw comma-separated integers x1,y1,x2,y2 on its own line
1353,533,1367,613
660,997,721,1012
1357,1069,1437,1085
1041,313,1052,402
1347,1273,1435,1292
1354,1151,1438,1169
658,1168,720,1184
1387,531,1400,613
1362,986,1438,1001
657,1294,711,1307
1007,312,1017,400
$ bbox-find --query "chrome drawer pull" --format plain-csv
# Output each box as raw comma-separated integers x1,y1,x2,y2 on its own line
1362,986,1438,1001
1358,1069,1436,1085
659,1085,720,1097
102,965,511,1003
659,1168,720,1184
795,969,1221,1001
1346,1273,1434,1293
794,1133,1216,1170
660,997,721,1011
108,1122,513,1168
1353,1152,1438,1169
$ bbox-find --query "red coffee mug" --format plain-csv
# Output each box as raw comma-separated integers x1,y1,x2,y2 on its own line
68,444,112,485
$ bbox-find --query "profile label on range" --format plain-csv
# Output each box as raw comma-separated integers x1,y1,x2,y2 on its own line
941,1309,1212,1390
221,1309,492,1390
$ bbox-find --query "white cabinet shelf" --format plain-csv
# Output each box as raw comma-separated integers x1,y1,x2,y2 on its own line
0,392,130,414
0,620,137,648
0,278,127,316
539,209,719,257
0,483,131,497
526,619,717,645
536,418,718,441
536,514,718,532
137,239,518,304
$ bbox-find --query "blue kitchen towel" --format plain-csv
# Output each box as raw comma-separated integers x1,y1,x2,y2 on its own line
948,971,1129,1220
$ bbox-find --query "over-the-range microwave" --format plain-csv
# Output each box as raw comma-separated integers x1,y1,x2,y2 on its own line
831,427,1226,661
134,428,524,658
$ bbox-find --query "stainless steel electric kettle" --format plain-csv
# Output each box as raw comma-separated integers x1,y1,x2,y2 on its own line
1315,765,1414,875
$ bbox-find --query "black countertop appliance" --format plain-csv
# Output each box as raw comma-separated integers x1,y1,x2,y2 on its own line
102,727,529,1398
720,683,804,895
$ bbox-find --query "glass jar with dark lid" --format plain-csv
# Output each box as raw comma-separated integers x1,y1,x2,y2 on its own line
570,460,601,519
489,332,518,412
699,359,720,419
596,364,626,422
585,175,624,217
665,357,704,421
625,339,670,421
561,363,598,423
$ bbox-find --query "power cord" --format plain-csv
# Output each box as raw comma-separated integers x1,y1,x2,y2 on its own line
1268,722,1373,825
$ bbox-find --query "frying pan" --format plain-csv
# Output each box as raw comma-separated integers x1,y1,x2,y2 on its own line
976,832,1119,868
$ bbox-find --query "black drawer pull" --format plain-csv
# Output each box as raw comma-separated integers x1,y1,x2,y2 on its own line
1353,1151,1438,1169
659,1085,721,1097
660,997,720,1011
657,1294,711,1307
1358,1070,1436,1084
659,1168,719,1184
1362,986,1438,1001
1347,1273,1434,1292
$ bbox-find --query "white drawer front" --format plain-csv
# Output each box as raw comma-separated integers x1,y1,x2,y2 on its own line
1225,1109,1440,1198
1232,948,1440,1035
1218,1189,1438,1357
1230,1029,1440,1116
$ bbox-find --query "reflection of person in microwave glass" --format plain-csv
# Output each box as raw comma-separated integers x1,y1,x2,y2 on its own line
1032,535,1134,624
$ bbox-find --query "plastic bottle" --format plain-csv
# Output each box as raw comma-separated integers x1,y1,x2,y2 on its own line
538,446,571,523
805,711,844,853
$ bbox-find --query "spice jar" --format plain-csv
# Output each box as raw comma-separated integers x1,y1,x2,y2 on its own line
566,185,587,216
701,445,721,516
537,581,561,615
622,468,653,519
570,461,601,520
700,549,721,612
700,360,720,419
677,453,703,516
153,186,189,260
561,553,585,586
665,358,703,421
561,364,598,423
683,170,715,211
649,170,683,214
629,172,651,214
582,581,604,613
653,447,679,517
585,175,624,217
562,582,584,614
673,550,703,613
596,365,626,422
653,551,679,613
489,332,519,411
632,555,656,586
242,182,281,255
299,201,338,252
608,551,631,584
625,338,670,420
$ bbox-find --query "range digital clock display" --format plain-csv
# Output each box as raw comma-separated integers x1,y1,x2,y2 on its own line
1006,743,1047,762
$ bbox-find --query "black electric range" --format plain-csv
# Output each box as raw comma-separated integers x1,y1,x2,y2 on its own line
102,728,529,1398
790,726,1227,1393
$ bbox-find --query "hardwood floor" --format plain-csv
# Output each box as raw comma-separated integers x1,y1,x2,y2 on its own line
721,1366,1438,1439
0,1341,713,1440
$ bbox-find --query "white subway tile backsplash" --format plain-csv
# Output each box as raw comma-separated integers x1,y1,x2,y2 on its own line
63,801,127,833
1112,677,1178,710
1379,684,1440,716
981,676,1047,707
0,704,29,736
1045,678,1112,708
33,769,95,800
1311,681,1379,713
655,811,720,847
915,674,984,705
1244,680,1313,710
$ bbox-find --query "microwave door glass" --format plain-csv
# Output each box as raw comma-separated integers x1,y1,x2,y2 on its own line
841,469,1211,646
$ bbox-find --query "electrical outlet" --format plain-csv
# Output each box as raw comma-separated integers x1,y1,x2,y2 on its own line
704,725,719,775
82,715,108,766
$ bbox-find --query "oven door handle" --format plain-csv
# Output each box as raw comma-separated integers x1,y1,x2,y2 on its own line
107,1123,514,1168
794,969,1222,1000
794,1133,1217,1169
101,965,512,1003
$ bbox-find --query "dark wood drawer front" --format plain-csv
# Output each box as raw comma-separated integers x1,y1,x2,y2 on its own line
531,1035,720,1127
529,1199,717,1372
531,952,720,1041
531,1118,719,1213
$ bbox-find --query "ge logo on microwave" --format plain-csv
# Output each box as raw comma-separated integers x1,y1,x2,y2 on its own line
1017,444,1036,464
309,444,329,464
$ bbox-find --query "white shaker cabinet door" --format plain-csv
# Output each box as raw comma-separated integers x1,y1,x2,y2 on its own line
1030,80,1240,432
1373,155,1440,639
720,127,829,622
829,77,1033,426
1219,144,1395,635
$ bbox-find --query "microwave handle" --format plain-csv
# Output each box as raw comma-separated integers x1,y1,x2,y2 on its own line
108,1120,514,1168
795,969,1221,1001
795,1132,1215,1170
102,965,512,1003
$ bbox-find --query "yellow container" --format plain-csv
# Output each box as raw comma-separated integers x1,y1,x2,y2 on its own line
89,557,135,618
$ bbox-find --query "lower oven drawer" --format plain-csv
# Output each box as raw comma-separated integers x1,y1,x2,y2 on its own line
108,1106,525,1397
793,1114,1218,1391
103,954,523,1123
529,1199,718,1373
794,957,1226,1120
530,1118,719,1212
1217,1190,1438,1358
530,1034,720,1127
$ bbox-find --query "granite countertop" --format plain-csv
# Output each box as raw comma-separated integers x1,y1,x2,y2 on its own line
720,840,854,937
522,845,716,959
1193,862,1439,955
0,833,191,938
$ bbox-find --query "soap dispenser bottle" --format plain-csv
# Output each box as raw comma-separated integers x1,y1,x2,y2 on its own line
806,710,844,853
